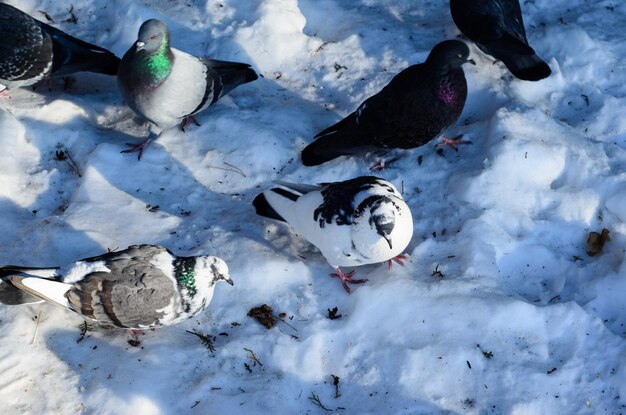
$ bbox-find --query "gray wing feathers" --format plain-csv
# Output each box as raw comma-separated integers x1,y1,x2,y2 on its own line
67,245,176,327
67,262,178,328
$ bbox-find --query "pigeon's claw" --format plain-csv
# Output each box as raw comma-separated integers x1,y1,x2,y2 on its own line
121,136,155,160
370,159,386,171
181,115,201,132
436,134,472,152
388,254,409,270
330,268,368,294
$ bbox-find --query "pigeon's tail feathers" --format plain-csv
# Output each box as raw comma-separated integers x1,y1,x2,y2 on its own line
50,39,120,76
0,277,44,305
0,265,58,279
302,113,378,166
302,131,370,166
273,181,321,195
206,59,258,98
501,52,551,81
8,275,72,309
39,22,120,76
253,193,286,222
483,34,551,81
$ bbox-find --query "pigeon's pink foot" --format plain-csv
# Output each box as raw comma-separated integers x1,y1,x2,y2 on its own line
0,89,9,98
388,254,409,270
181,115,201,132
436,134,472,151
370,159,386,171
121,136,155,160
330,268,368,294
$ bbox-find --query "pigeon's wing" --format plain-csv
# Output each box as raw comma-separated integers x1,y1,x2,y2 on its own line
78,244,169,264
451,0,549,81
202,58,258,105
66,258,180,329
451,0,526,45
314,176,392,226
302,65,433,165
356,65,449,148
0,4,52,82
498,0,528,44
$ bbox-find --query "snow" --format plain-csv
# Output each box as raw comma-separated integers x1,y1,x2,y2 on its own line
0,0,625,414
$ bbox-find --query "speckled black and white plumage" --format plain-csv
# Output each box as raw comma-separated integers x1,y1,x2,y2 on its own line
301,40,474,166
0,3,120,91
0,245,232,329
450,0,551,81
253,176,413,272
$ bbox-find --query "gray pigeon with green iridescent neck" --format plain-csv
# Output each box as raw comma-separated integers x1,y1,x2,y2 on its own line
0,244,233,329
117,19,258,159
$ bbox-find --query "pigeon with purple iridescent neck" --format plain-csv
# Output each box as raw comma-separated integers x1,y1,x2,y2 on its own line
301,40,474,167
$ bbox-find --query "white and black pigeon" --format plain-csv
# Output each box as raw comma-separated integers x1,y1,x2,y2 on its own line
301,40,475,167
0,3,120,92
253,176,413,293
117,19,259,159
0,245,233,329
450,0,551,81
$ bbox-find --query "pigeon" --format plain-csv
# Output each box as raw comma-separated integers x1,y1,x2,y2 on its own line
301,40,475,167
253,176,413,293
0,244,233,329
450,0,551,81
0,3,120,92
117,19,259,159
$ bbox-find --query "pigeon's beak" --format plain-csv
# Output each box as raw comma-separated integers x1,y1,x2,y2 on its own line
383,234,393,250
136,41,146,50
224,276,234,286
466,58,476,65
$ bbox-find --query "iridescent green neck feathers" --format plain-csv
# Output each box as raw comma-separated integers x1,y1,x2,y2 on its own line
140,33,173,83
174,257,197,297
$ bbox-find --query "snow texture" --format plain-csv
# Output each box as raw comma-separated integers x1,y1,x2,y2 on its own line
0,1,625,414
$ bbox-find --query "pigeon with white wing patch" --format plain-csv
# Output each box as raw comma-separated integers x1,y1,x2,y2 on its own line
253,176,413,293
0,245,233,329
117,19,258,159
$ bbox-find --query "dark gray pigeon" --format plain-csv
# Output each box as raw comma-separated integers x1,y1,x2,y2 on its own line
0,244,233,329
450,0,551,81
0,3,120,91
301,40,474,167
117,19,258,159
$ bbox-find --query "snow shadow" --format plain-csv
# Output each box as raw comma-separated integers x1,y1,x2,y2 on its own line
44,326,458,414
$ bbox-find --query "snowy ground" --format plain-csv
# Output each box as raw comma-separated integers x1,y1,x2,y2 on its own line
0,0,625,414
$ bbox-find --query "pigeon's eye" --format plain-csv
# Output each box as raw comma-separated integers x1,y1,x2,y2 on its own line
457,53,463,58
149,35,156,40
